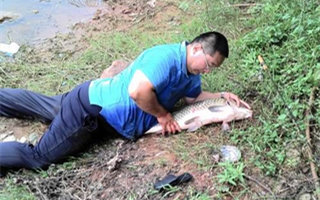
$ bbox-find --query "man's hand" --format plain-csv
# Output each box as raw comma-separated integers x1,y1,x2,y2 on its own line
221,92,251,109
128,70,182,136
186,91,251,109
156,112,181,135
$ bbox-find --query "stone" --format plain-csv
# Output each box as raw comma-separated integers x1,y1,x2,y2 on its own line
220,145,241,162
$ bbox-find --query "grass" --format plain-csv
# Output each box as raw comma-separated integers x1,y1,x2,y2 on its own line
0,179,35,200
1,0,320,199
228,0,320,176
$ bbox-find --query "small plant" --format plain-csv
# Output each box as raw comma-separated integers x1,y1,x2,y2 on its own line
188,192,211,200
161,185,181,199
179,1,190,11
127,191,138,200
217,161,245,186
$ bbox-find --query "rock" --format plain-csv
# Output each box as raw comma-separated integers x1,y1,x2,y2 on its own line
220,145,241,162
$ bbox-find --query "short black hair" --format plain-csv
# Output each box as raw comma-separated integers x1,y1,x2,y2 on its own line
190,31,229,58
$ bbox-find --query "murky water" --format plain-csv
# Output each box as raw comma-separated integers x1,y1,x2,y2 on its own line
0,0,103,45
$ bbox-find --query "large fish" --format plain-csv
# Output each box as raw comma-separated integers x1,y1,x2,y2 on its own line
145,98,252,134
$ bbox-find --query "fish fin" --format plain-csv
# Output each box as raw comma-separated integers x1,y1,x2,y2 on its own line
185,117,202,132
184,116,198,126
221,121,230,132
208,105,225,112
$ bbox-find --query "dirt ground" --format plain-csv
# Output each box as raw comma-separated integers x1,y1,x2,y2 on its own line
0,0,316,199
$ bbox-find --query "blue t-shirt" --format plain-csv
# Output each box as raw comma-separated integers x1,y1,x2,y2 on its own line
89,42,202,140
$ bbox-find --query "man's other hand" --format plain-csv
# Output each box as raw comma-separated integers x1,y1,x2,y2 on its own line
156,112,181,135
221,92,251,109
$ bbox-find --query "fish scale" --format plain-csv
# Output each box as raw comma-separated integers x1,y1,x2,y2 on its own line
146,98,232,134
173,98,227,121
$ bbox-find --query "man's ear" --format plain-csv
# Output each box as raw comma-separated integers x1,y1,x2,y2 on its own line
191,43,203,56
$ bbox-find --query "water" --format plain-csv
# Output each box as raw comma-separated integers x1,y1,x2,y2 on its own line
0,0,103,45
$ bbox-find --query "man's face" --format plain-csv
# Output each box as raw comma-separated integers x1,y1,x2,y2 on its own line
188,46,225,75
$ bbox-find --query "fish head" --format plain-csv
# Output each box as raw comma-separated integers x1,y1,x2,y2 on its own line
229,103,253,120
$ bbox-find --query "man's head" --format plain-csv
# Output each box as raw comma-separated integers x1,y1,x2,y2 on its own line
186,31,229,75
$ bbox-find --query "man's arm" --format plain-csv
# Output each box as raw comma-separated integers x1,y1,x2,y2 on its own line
128,70,181,134
185,91,251,109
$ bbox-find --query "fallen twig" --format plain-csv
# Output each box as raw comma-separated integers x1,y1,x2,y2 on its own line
35,183,49,200
244,174,276,199
277,177,319,195
305,86,320,200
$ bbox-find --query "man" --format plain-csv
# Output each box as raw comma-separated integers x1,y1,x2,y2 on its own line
0,31,250,173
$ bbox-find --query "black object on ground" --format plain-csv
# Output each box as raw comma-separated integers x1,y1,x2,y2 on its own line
154,172,193,191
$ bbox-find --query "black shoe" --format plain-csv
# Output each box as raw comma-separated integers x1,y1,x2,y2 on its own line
154,172,193,191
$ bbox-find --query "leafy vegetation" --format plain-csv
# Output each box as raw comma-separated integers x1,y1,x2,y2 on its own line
217,161,245,186
0,178,35,200
176,0,320,194
228,0,319,176
188,0,320,177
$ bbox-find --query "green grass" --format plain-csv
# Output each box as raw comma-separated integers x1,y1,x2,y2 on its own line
0,179,35,200
227,0,320,175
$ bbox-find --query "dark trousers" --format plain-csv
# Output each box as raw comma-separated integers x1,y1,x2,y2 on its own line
0,81,107,169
